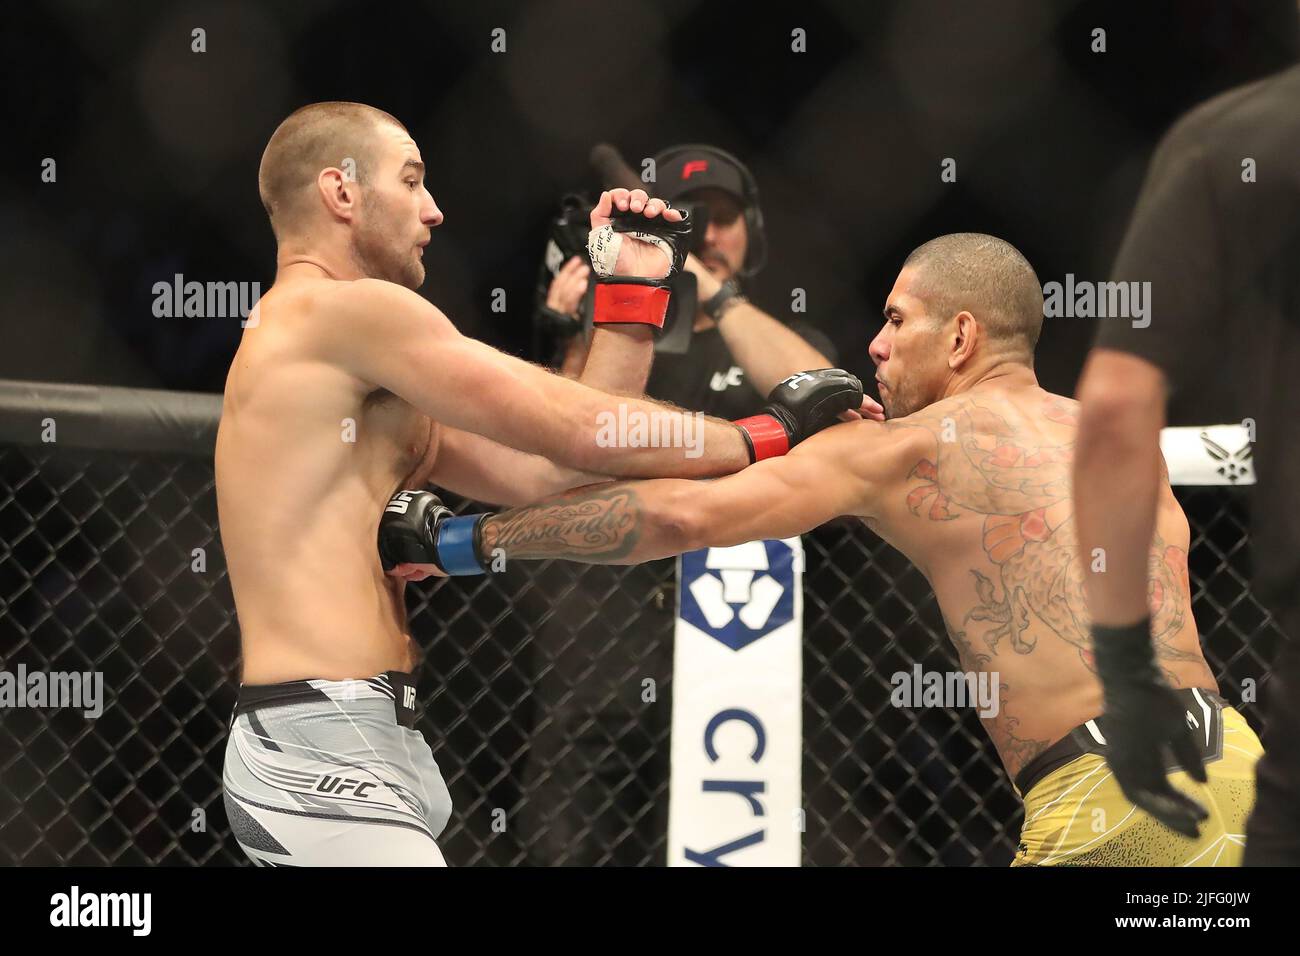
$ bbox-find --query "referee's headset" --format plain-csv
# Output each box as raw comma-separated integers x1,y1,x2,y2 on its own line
652,144,769,279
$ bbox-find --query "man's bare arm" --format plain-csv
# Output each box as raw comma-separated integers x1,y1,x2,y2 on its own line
688,258,834,396
716,300,835,396
431,426,603,506
323,278,751,478
577,322,654,396
1073,349,1168,626
429,300,656,505
561,187,672,396
478,421,919,564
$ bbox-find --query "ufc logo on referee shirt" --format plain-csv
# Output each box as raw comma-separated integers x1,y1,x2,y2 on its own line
403,686,416,710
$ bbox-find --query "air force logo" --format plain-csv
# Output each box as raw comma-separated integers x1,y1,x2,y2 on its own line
1200,430,1252,483
679,540,796,650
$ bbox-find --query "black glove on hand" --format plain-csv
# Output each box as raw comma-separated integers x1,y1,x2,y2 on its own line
734,369,864,462
378,490,488,576
589,207,693,333
1093,618,1210,838
606,206,692,275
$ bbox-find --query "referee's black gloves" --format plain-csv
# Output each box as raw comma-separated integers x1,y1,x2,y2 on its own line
1092,618,1210,839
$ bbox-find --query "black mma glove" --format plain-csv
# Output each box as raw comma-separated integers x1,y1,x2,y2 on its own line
587,206,692,333
378,490,489,576
733,369,863,462
1092,618,1209,838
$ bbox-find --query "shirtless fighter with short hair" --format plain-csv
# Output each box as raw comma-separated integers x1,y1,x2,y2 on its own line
387,233,1263,866
218,101,867,866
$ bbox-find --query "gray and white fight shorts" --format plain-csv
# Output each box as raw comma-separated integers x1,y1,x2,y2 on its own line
222,671,452,866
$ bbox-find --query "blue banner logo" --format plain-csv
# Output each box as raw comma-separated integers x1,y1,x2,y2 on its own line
679,540,796,650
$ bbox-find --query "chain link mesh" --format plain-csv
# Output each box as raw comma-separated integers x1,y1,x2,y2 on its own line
0,444,1283,865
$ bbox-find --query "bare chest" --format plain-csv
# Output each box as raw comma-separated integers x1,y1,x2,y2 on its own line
363,389,440,486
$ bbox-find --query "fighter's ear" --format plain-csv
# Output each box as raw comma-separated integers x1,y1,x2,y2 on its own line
949,310,979,369
317,166,360,223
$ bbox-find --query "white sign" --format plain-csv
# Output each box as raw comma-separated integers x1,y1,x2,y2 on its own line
668,538,803,866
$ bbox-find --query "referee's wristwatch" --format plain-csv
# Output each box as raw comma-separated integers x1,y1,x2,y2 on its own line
702,279,748,320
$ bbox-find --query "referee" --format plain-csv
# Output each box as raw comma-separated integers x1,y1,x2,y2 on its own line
1074,64,1300,864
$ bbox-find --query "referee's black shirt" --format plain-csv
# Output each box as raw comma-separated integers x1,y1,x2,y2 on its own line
1094,64,1300,641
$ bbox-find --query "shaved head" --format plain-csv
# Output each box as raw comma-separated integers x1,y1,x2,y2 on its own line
902,233,1044,360
258,101,408,240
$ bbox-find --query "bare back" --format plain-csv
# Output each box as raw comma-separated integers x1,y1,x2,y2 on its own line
215,278,438,683
864,385,1217,780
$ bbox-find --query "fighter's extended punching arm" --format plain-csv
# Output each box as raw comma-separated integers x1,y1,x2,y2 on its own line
480,434,868,565
428,368,866,506
320,186,819,480
378,421,922,576
422,188,677,504
326,270,868,482
323,278,750,478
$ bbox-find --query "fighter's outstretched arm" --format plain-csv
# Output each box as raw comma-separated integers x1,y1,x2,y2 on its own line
429,371,881,508
465,420,922,566
318,185,872,481
322,277,754,478
429,425,604,506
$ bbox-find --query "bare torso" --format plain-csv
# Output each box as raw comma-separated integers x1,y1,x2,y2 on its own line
865,385,1216,781
215,278,438,684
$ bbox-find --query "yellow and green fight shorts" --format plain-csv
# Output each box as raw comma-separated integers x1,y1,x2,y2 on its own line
1011,688,1262,866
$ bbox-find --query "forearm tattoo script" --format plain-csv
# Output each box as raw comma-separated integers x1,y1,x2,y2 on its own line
482,486,642,563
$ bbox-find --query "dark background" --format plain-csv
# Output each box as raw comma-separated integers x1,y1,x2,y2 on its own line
3,0,1297,420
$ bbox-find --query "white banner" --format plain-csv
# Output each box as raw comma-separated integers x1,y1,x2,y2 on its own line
668,538,803,867
1160,423,1254,486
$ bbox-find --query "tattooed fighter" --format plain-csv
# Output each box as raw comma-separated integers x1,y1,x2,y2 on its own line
383,234,1262,866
